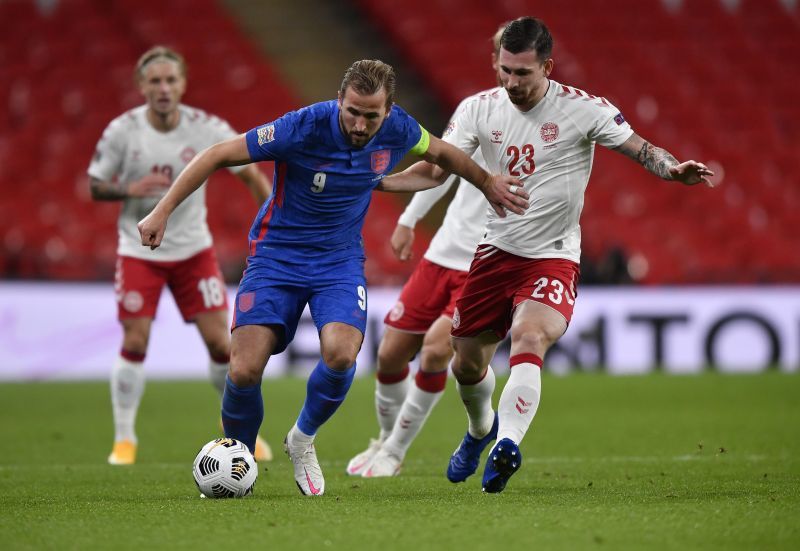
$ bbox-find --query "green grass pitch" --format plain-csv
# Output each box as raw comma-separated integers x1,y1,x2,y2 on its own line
1,372,798,550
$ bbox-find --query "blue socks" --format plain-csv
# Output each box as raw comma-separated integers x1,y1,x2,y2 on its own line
296,360,356,436
221,375,263,454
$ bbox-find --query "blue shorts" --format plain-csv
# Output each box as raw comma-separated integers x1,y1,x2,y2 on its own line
232,256,367,353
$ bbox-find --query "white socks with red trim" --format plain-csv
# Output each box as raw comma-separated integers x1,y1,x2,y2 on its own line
497,354,542,444
382,369,447,457
375,367,410,441
456,366,496,439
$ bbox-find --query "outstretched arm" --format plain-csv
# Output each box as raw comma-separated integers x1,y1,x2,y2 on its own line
380,135,529,217
138,134,251,249
614,133,715,187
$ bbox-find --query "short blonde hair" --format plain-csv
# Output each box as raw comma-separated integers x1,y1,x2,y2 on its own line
339,59,396,106
135,46,187,82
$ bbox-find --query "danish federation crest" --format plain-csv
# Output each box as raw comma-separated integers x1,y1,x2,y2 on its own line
540,122,559,143
180,147,196,163
371,150,390,174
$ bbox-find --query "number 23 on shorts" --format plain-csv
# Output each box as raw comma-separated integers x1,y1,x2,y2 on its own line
530,276,575,306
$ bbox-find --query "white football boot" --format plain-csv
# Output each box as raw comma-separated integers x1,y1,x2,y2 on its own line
361,447,403,478
284,431,325,496
345,438,383,476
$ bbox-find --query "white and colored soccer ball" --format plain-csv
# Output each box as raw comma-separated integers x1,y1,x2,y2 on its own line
192,438,257,498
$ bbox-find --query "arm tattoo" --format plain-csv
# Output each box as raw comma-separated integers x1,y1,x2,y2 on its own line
89,177,127,201
636,141,678,180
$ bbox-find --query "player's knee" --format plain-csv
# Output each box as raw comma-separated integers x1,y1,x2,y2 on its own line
228,362,260,387
376,341,407,374
419,340,453,372
205,337,231,362
122,332,149,355
228,349,262,386
322,347,358,371
450,352,483,381
511,328,552,355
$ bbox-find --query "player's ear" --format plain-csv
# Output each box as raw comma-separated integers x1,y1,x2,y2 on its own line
337,90,343,106
543,58,554,77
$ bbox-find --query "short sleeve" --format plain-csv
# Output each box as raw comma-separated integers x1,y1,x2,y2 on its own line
386,105,424,155
245,110,300,162
87,119,126,181
586,98,634,149
441,99,480,157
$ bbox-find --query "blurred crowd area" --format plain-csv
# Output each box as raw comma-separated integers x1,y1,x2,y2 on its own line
1,0,798,285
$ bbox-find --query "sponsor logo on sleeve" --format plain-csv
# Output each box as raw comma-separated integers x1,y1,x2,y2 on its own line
443,121,455,137
613,113,626,125
257,125,275,146
540,122,559,143
371,150,391,174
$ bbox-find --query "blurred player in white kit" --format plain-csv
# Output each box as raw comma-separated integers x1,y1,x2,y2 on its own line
347,24,508,478
411,17,715,492
87,46,273,465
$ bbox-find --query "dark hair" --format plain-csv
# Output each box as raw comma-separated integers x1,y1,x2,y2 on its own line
500,17,553,61
339,59,396,106
135,46,187,81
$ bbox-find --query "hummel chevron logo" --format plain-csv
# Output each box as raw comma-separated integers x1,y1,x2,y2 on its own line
516,396,533,414
378,406,390,416
399,417,411,429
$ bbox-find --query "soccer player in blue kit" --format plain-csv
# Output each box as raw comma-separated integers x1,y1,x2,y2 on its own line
138,59,528,496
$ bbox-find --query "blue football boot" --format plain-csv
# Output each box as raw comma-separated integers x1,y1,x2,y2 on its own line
447,412,499,483
481,438,522,493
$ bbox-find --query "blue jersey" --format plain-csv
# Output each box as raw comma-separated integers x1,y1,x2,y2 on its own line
244,100,427,268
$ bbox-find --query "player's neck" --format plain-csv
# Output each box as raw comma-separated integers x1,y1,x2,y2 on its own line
146,108,181,132
514,79,550,113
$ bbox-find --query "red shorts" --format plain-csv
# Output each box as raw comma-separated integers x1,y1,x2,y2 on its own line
451,246,580,340
384,257,469,333
114,247,228,322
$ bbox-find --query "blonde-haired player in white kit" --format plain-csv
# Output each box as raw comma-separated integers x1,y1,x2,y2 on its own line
346,25,509,478
88,46,273,465
403,17,715,492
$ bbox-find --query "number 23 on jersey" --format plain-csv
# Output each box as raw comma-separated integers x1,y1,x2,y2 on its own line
506,144,535,176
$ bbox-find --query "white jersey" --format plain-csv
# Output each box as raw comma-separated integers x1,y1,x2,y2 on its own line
397,90,500,272
444,80,634,263
88,104,243,261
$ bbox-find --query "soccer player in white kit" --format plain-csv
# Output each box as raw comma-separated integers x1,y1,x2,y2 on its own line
88,46,274,465
346,24,508,478
429,17,715,492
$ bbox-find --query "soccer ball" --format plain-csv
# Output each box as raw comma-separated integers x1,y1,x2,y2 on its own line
192,438,257,498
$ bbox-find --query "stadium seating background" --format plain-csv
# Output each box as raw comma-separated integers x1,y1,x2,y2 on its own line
1,0,798,284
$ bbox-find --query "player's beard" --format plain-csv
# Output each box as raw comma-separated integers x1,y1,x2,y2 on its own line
506,88,527,105
348,132,369,147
